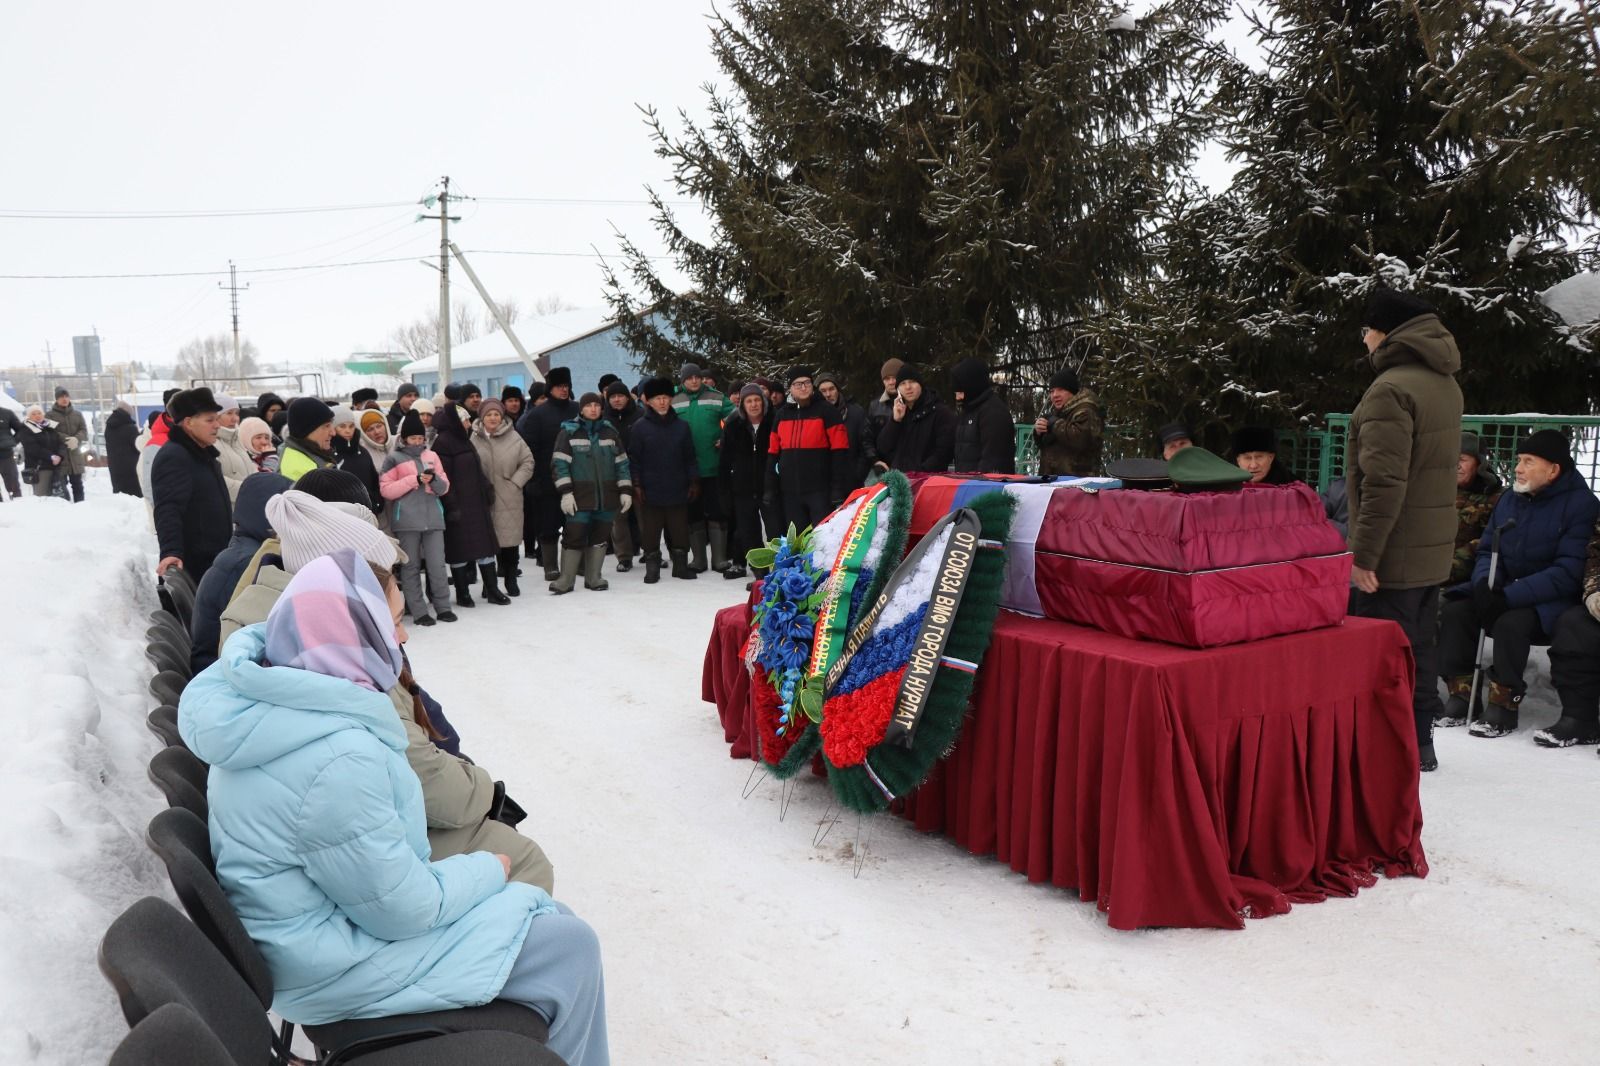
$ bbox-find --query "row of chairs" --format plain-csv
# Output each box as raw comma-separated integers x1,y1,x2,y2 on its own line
106,578,566,1064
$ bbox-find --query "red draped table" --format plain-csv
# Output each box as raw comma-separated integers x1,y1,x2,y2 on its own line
702,604,1427,930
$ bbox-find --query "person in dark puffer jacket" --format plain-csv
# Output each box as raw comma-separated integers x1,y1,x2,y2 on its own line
431,402,507,607
1439,430,1599,739
950,357,1015,474
515,367,579,580
872,364,955,475
630,378,700,583
190,472,292,672
765,366,850,530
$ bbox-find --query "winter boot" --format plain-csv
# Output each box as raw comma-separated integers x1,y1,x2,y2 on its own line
1436,675,1476,728
436,609,458,623
479,561,511,605
549,548,583,595
1533,716,1600,748
709,521,731,573
671,549,698,580
1470,681,1523,738
451,566,476,608
499,548,521,596
415,614,436,627
583,545,610,591
723,561,748,580
688,524,709,573
615,545,633,573
1418,741,1438,773
541,537,562,582
643,551,663,584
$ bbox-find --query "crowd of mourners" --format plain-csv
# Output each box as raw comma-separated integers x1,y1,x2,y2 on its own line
5,285,1599,1060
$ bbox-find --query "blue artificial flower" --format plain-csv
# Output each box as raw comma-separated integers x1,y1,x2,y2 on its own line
786,614,814,639
781,569,816,600
767,599,797,625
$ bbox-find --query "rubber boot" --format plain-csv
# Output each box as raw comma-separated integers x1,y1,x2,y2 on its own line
643,552,663,584
688,525,709,573
549,548,583,595
541,537,562,582
709,521,731,573
451,565,476,608
671,549,698,580
583,545,610,591
479,561,511,605
499,548,521,596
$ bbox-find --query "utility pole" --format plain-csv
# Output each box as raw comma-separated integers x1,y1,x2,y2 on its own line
220,260,249,379
418,177,460,388
448,242,544,384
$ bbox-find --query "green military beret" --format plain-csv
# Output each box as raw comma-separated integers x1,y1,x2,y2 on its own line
1167,446,1251,492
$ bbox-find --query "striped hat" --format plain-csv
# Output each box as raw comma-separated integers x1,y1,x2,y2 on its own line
266,490,398,574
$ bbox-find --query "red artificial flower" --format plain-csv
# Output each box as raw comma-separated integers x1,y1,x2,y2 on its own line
819,668,905,767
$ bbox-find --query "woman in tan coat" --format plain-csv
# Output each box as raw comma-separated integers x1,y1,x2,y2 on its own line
471,399,535,595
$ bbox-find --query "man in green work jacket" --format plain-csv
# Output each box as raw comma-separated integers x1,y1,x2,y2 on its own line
671,362,733,573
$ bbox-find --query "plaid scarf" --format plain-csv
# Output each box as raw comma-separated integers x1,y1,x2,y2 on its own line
264,549,402,693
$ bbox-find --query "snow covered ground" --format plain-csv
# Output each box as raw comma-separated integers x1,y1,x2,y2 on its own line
4,481,1599,1064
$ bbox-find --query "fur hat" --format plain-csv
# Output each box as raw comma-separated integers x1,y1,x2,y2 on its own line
286,396,335,439
351,387,379,406
598,373,621,392
167,387,224,423
526,382,547,403
785,365,814,388
641,377,675,401
545,367,573,391
1229,426,1278,456
1363,288,1436,335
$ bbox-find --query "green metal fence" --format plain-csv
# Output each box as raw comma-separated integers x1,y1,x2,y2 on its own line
1015,416,1600,492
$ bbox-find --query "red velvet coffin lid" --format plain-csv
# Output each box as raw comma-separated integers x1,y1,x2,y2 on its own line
1035,482,1348,573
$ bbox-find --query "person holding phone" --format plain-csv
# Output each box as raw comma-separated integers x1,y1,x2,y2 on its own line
1033,366,1103,477
380,410,456,625
872,364,956,474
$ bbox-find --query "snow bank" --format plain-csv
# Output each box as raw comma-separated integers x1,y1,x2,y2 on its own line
0,483,169,1064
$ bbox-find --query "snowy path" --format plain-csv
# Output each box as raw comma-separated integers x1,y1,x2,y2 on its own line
408,566,1600,1065
4,484,1598,1064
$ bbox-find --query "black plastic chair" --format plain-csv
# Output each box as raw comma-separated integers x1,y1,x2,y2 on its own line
144,809,554,1059
162,570,197,635
145,706,186,751
110,1003,233,1066
100,898,561,1066
145,630,190,666
144,643,190,680
149,670,188,709
147,609,190,647
148,746,207,819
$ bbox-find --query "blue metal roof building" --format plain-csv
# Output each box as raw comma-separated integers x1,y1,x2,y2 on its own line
400,307,667,397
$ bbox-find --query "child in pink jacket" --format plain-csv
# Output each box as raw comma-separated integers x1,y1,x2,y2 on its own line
380,412,454,625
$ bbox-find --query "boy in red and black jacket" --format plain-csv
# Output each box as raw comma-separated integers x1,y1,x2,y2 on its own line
765,366,850,530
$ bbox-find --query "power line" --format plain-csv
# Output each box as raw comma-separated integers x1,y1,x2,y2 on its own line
0,248,677,280
0,196,698,220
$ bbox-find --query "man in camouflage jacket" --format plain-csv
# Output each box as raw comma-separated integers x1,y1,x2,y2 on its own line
1449,432,1502,585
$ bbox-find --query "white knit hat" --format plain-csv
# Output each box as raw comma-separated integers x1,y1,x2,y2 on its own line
329,404,358,427
216,393,240,412
266,490,398,574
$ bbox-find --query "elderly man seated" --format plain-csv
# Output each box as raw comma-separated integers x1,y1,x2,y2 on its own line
1437,430,1599,737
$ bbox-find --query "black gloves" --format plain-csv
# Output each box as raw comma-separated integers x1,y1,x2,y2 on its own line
1472,580,1509,628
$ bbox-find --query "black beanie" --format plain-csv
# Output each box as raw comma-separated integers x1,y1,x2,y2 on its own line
1048,366,1080,393
1363,288,1435,335
396,383,419,400
641,377,674,401
1516,429,1572,470
896,363,923,385
398,410,426,440
578,391,604,409
443,382,464,402
1230,426,1278,456
598,373,621,392
460,383,482,401
785,365,814,388
287,396,335,440
604,380,631,399
546,367,573,391
501,385,524,403
526,382,547,403
296,467,374,509
951,357,991,398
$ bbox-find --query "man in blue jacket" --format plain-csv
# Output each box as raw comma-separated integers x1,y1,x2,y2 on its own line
1438,430,1600,738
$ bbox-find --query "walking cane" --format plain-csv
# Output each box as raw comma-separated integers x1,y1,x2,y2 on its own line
1464,518,1517,730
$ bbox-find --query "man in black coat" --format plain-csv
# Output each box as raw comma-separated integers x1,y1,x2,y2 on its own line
103,404,143,497
604,380,644,569
629,377,701,582
765,366,850,530
151,388,233,582
873,365,956,474
719,383,782,580
816,371,876,489
515,366,579,579
951,357,1016,474
0,403,23,500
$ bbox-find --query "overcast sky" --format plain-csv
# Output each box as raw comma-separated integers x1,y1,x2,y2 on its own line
1,1,1249,382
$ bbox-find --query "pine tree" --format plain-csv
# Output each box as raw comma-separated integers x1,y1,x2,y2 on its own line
1096,0,1593,445
603,0,1222,404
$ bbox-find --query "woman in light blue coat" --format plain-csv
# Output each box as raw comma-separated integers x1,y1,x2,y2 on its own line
179,548,608,1066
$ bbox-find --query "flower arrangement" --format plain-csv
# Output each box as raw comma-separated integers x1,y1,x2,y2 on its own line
747,525,831,745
